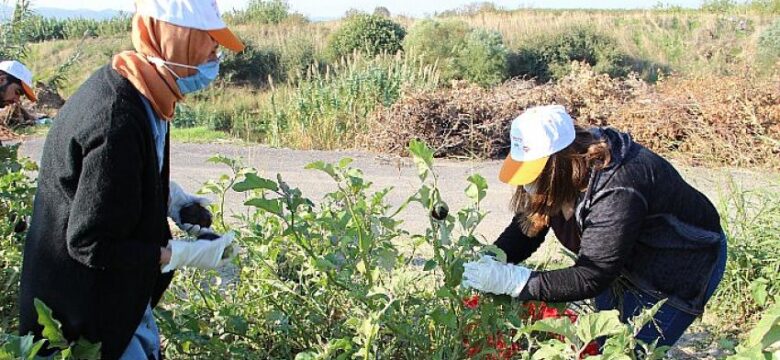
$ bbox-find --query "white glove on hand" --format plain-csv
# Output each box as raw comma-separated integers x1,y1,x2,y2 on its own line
161,232,235,273
462,255,532,297
169,181,211,236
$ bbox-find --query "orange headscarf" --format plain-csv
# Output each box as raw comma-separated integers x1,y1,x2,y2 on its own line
112,15,218,120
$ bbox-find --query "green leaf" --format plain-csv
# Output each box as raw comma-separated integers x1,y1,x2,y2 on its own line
423,259,437,271
71,337,101,360
480,245,508,263
750,278,769,307
528,317,577,342
431,307,457,329
575,310,625,344
233,173,278,192
34,298,69,350
305,161,337,178
408,139,433,181
375,248,397,271
732,302,780,357
2,335,45,360
445,259,464,288
337,158,354,168
294,351,318,360
465,174,488,202
531,340,570,360
244,198,283,214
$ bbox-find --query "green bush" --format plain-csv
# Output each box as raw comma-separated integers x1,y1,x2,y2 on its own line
757,19,780,68
0,145,37,332
220,42,283,86
278,33,317,84
229,0,290,25
403,19,470,82
456,29,509,87
326,14,406,60
511,25,629,82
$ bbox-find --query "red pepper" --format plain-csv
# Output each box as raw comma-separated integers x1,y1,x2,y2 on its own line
579,341,600,358
463,295,480,310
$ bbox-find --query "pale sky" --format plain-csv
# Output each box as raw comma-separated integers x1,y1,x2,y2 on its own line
27,0,706,18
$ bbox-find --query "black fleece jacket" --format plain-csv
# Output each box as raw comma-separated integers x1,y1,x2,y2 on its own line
19,65,174,359
495,128,724,314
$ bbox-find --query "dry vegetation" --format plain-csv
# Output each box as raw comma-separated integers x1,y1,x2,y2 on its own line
365,63,780,168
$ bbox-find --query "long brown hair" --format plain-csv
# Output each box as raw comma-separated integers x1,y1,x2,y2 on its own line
510,126,611,236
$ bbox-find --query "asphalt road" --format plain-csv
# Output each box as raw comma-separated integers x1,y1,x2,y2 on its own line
18,137,778,243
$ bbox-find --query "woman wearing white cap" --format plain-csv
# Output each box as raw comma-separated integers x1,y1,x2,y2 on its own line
0,60,37,108
19,0,244,358
462,105,727,350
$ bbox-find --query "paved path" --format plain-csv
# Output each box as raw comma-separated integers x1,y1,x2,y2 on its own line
18,137,778,242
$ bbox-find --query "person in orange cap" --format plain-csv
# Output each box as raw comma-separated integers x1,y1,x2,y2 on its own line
19,0,244,358
462,105,727,351
0,60,37,108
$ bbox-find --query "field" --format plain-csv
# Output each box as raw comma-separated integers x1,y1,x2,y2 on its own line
1,0,780,359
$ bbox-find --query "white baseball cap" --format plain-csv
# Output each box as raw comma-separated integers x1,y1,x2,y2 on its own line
0,60,36,102
499,105,576,185
135,0,245,52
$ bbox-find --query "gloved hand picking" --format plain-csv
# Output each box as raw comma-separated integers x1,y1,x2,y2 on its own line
461,255,532,297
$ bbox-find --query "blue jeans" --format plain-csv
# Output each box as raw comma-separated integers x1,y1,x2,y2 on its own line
119,304,160,360
595,239,727,348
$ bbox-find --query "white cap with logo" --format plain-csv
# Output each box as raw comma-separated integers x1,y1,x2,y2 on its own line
499,105,576,185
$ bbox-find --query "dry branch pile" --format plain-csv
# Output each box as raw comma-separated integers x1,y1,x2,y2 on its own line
364,63,780,169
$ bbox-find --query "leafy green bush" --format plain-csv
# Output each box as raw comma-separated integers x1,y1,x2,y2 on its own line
511,25,629,82
710,182,780,330
278,33,317,84
403,19,470,82
0,145,37,332
457,29,510,87
757,19,780,68
326,14,406,60
154,143,670,359
220,42,283,86
228,0,290,25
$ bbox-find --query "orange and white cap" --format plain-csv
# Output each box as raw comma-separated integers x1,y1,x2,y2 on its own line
0,60,36,102
499,105,576,185
135,0,245,52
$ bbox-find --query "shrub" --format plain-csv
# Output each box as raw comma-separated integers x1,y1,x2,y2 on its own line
326,14,406,60
278,33,317,84
0,144,37,332
456,29,510,87
757,19,780,68
511,25,629,82
220,42,282,86
230,0,290,25
403,19,471,82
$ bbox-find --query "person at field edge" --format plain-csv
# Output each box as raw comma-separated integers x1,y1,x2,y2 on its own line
462,105,727,349
18,0,244,358
0,60,37,109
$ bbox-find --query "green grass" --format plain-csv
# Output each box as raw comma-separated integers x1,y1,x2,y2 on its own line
170,126,240,144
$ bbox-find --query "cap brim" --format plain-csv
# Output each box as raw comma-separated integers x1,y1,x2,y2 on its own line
22,83,36,102
498,155,548,185
208,28,245,52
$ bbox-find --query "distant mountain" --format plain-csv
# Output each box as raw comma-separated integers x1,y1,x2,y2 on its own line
0,4,124,20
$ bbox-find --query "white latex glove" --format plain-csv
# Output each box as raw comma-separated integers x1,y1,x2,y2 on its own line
169,181,212,236
462,255,532,297
161,232,235,273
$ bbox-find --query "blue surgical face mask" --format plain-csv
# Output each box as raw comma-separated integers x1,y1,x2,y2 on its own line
147,54,221,95
175,60,219,94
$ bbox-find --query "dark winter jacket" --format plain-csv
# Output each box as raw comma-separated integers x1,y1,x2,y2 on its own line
19,65,174,359
495,128,724,315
